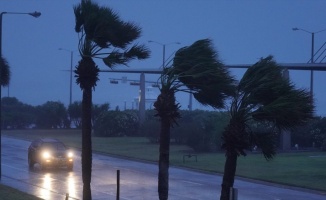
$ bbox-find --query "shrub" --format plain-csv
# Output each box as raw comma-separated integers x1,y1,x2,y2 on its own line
141,119,160,143
93,110,139,137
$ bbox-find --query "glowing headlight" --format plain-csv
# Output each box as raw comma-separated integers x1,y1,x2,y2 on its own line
42,151,51,159
67,152,73,158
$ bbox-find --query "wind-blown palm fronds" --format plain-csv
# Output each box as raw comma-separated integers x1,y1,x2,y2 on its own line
155,39,235,200
73,0,150,66
219,56,314,200
172,39,236,108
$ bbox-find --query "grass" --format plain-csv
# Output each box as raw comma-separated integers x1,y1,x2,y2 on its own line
0,184,42,200
2,129,326,193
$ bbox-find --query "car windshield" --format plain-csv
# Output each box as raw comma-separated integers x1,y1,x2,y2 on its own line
42,142,66,150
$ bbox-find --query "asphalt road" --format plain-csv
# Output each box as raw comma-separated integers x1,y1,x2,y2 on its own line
0,136,325,200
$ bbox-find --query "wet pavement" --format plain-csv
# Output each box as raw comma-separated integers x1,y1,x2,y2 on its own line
1,136,325,200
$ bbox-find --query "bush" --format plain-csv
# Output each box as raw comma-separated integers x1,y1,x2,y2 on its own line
94,108,230,153
292,117,326,149
172,110,229,152
141,119,160,143
93,110,139,137
322,139,326,151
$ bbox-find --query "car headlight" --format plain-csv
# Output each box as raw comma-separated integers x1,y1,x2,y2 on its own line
42,151,51,159
67,152,73,158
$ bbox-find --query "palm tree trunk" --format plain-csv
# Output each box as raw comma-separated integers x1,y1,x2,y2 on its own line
158,116,170,200
220,151,238,200
82,87,92,200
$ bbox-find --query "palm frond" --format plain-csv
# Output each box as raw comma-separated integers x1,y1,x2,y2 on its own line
124,44,150,60
250,130,276,161
252,88,314,130
239,56,289,106
172,39,236,108
102,44,150,68
222,55,315,160
74,0,150,72
73,4,83,33
238,56,314,129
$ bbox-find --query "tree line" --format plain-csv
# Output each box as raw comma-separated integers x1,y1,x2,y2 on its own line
2,96,325,152
0,97,109,129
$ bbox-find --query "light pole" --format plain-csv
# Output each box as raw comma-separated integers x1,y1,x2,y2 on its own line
140,41,180,121
292,27,326,97
148,40,180,68
0,11,41,179
59,48,74,106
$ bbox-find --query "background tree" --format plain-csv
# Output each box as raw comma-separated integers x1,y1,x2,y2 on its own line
73,0,150,199
173,110,229,152
292,117,326,150
68,101,82,128
92,103,109,126
1,97,35,129
310,117,326,150
220,56,314,200
154,39,235,199
35,101,68,129
0,57,10,87
0,57,11,129
93,109,139,137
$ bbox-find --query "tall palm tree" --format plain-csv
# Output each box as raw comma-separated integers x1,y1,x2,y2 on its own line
154,39,235,200
219,56,314,200
73,1,150,199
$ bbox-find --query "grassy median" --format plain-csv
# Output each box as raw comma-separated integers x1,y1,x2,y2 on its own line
3,129,326,192
0,184,43,200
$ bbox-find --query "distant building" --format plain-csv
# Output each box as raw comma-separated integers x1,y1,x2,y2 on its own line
134,86,158,110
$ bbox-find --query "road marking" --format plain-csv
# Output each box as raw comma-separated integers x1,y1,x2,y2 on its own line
181,180,203,185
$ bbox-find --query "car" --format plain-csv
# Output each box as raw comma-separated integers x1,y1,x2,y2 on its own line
28,138,74,170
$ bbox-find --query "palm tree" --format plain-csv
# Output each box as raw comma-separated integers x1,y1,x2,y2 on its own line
154,39,235,200
219,56,314,200
0,56,10,87
73,1,150,199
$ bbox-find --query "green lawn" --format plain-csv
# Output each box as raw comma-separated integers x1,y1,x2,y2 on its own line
0,184,43,200
3,129,326,192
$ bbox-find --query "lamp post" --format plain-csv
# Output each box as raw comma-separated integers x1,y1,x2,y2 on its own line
292,27,326,97
139,41,180,122
59,48,74,106
0,11,41,179
148,40,180,68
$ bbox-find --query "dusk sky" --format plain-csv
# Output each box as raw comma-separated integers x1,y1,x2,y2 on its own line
1,0,326,116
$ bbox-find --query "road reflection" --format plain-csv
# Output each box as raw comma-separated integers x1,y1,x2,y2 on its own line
38,171,78,200
67,173,77,198
39,173,52,199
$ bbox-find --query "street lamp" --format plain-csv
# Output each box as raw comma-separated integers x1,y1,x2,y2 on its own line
140,41,180,122
148,40,180,68
0,11,41,179
59,48,74,106
292,27,326,97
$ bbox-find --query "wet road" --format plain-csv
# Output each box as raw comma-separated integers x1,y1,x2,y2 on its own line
1,136,325,200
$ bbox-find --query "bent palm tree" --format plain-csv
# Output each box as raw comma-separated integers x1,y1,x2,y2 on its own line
220,56,314,200
154,39,235,199
73,1,150,199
